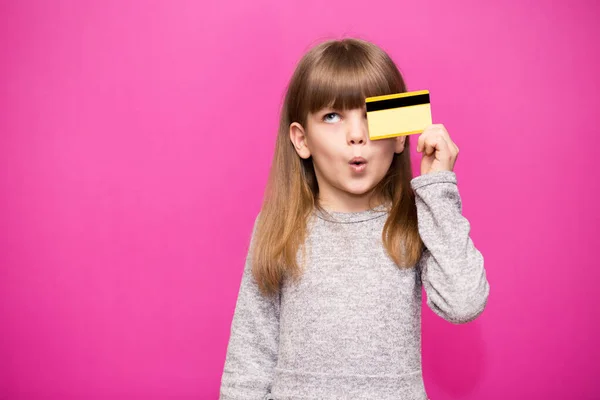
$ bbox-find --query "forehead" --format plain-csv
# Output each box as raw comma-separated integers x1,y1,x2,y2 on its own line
306,85,375,115
303,61,396,115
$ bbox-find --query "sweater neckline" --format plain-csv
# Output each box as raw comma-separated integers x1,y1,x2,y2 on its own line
314,203,390,224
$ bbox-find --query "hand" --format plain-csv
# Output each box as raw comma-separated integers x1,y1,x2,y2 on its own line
416,124,459,175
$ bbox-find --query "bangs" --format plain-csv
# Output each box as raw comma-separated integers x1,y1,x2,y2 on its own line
302,42,405,114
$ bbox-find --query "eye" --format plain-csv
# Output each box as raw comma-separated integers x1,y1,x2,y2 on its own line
323,112,341,123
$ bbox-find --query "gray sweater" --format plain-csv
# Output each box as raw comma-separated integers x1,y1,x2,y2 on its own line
220,171,490,400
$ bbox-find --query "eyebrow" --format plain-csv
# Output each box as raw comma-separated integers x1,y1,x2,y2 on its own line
312,108,336,118
319,105,366,113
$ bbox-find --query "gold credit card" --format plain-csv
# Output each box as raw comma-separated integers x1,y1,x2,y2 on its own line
366,90,432,140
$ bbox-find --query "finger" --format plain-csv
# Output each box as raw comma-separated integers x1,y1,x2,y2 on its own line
417,131,426,153
439,132,456,156
424,138,436,156
424,134,451,157
423,137,436,156
417,125,434,153
432,124,458,156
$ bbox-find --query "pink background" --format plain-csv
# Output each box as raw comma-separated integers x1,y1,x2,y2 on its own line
1,0,599,399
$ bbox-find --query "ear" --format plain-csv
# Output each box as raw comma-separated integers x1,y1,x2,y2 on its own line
289,122,311,159
394,135,407,154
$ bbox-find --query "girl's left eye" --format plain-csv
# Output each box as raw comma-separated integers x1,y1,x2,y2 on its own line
323,113,341,123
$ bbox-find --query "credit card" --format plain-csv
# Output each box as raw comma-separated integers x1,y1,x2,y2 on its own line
366,90,432,140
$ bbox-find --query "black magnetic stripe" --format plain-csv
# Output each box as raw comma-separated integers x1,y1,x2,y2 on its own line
366,93,430,112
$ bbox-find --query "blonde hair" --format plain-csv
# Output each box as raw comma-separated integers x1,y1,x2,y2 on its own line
252,37,424,296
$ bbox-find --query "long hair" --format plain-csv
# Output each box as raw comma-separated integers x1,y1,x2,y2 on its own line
252,37,424,296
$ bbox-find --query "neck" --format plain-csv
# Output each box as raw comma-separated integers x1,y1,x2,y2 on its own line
317,186,383,213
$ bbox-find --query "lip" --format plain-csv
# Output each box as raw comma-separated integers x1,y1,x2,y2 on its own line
349,157,367,165
349,157,367,173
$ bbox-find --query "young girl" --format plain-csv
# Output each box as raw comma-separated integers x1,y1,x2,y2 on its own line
219,37,490,400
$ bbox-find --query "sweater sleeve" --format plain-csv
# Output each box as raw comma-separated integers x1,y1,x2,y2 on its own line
411,170,490,324
220,217,280,400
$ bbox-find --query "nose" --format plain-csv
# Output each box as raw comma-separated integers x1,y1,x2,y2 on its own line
346,110,368,145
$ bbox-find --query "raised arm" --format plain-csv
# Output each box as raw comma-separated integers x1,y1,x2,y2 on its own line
412,171,490,324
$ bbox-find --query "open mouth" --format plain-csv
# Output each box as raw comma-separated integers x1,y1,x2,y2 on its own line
349,157,367,172
349,157,367,166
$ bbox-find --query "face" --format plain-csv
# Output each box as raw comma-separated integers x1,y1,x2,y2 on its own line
290,106,406,212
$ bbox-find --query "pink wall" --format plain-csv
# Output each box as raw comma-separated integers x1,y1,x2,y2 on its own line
1,0,599,398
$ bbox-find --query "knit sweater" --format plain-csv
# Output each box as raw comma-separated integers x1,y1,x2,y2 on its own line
220,170,490,400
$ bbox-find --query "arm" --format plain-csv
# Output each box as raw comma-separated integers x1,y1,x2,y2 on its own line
220,218,280,399
411,171,490,324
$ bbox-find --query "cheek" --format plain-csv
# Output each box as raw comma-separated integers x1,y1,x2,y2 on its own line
311,136,339,161
371,143,397,173
371,140,397,158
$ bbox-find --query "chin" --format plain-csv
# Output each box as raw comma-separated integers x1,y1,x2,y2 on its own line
343,181,378,196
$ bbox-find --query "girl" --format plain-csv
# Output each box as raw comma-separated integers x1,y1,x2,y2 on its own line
219,37,490,400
